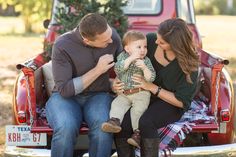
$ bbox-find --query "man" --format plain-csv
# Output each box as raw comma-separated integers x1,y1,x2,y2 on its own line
45,13,123,157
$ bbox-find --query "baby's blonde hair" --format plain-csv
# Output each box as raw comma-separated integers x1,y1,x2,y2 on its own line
122,30,146,46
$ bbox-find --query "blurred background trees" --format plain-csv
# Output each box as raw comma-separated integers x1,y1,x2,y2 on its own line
0,0,51,33
0,0,128,35
195,0,236,15
0,0,236,34
56,0,128,37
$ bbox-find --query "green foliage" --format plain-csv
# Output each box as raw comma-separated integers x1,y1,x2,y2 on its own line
0,0,15,8
102,0,128,37
194,0,236,15
0,0,52,33
56,0,128,37
194,0,219,15
55,0,101,34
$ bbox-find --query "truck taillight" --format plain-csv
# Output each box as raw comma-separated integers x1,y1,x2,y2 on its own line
220,109,230,122
18,111,26,124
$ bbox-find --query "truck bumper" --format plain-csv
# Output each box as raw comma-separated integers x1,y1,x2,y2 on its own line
4,146,117,157
4,146,51,157
164,143,236,157
4,143,236,157
134,143,236,156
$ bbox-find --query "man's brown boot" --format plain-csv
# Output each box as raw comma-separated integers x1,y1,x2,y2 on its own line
101,117,122,133
127,129,140,148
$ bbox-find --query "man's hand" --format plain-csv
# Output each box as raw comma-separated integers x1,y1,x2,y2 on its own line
96,54,115,74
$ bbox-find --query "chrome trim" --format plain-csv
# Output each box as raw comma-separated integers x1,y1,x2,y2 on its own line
5,143,236,157
4,146,118,157
169,143,236,157
4,146,51,157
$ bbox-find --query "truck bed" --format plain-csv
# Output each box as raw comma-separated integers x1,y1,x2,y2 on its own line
12,49,234,153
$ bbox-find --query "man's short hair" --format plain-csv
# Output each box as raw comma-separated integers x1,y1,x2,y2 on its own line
78,13,108,41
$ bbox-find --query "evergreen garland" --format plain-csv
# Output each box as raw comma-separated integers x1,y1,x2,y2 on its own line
103,0,128,37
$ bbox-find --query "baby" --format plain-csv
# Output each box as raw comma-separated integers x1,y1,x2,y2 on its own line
101,30,156,148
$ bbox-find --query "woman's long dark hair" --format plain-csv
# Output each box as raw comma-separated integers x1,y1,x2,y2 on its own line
158,18,199,83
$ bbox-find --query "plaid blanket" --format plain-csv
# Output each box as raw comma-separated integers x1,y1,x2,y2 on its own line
158,99,215,152
135,99,215,156
158,121,194,152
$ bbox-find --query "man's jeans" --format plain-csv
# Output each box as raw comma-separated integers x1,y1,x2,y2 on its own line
46,92,114,157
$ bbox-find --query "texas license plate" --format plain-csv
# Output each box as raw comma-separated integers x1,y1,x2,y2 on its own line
5,125,47,146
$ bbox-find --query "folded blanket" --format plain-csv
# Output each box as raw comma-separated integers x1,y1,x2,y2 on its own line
179,100,215,124
158,121,195,152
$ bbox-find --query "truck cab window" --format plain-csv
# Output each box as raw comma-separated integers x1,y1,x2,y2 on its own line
122,0,162,15
177,0,196,24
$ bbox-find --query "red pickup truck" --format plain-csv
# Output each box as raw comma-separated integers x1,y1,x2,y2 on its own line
5,0,236,156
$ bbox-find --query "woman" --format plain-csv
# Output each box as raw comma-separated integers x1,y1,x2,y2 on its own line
113,18,199,157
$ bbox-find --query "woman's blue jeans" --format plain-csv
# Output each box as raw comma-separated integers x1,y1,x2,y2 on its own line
46,92,114,157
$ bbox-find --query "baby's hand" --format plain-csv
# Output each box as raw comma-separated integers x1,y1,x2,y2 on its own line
129,52,141,61
135,59,146,70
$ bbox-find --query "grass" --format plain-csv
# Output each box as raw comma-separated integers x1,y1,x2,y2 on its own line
227,58,236,81
196,15,236,60
0,15,236,154
0,35,44,66
196,15,236,81
0,16,25,34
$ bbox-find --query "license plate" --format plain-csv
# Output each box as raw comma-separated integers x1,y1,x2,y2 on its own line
5,125,47,146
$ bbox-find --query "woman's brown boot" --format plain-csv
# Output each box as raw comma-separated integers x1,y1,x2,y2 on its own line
141,138,160,157
114,137,135,157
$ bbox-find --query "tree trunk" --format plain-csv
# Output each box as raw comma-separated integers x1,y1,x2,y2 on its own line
23,16,33,33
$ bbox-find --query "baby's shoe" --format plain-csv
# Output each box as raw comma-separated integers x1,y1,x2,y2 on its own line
101,117,121,133
127,129,140,148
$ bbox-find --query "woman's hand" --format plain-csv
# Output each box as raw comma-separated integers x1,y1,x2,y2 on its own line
132,74,154,92
112,77,124,94
132,75,184,108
